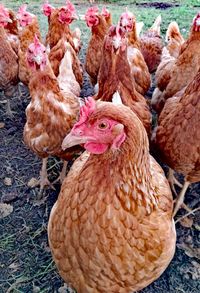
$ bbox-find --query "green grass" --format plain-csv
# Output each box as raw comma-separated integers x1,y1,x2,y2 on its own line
3,0,200,41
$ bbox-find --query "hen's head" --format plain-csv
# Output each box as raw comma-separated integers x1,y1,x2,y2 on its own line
42,0,55,17
62,97,127,155
192,12,200,32
105,24,127,53
17,5,34,27
101,6,110,19
27,35,47,71
58,1,78,24
84,6,99,27
119,8,135,32
0,5,12,27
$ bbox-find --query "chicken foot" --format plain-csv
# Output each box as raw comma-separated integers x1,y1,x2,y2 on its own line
5,98,16,117
52,160,68,185
173,180,190,217
37,158,55,198
168,168,183,195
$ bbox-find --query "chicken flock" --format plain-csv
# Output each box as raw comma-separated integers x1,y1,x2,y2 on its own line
0,1,200,292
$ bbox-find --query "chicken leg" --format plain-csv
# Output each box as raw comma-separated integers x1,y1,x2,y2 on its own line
38,158,55,197
168,168,183,195
52,160,68,184
5,98,16,117
173,180,190,217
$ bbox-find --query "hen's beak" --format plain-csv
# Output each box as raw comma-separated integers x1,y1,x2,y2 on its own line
62,133,88,150
33,55,42,65
72,13,79,20
6,17,12,23
121,17,128,27
79,14,85,20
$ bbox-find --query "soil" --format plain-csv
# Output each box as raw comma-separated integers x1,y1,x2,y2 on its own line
0,3,200,293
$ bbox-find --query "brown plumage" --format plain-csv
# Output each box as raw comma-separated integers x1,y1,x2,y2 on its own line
85,13,110,86
140,15,163,73
5,9,19,54
0,26,18,116
96,26,151,135
46,9,76,51
24,68,79,159
48,99,176,293
166,21,185,58
49,38,83,86
18,17,42,86
151,13,200,114
125,15,151,95
152,69,200,215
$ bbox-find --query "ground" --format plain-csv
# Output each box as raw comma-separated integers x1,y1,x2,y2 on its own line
0,0,200,292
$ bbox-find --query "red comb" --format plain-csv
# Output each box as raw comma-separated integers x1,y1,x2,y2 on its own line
85,6,99,18
18,4,27,14
0,5,9,17
193,12,200,31
42,0,54,16
34,34,41,48
76,97,96,126
66,0,75,13
101,6,110,17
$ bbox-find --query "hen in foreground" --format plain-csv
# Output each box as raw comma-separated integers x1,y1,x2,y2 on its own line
48,97,176,293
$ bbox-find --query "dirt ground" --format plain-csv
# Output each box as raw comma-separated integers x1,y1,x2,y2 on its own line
0,1,200,293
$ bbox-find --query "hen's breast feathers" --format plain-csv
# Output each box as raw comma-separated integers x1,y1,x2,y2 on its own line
24,70,79,158
48,150,175,293
0,28,18,89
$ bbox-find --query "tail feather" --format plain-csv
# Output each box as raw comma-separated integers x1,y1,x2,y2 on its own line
150,15,162,35
136,21,144,37
165,21,184,43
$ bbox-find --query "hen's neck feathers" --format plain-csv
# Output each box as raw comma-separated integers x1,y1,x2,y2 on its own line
91,16,109,36
128,24,140,48
98,45,139,105
0,26,6,38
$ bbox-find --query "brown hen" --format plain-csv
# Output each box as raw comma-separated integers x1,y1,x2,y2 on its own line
96,25,151,135
0,5,18,117
24,36,80,191
152,68,200,216
152,12,200,114
45,1,79,52
140,15,163,73
84,6,111,86
17,5,42,87
119,9,151,96
5,9,19,54
48,97,176,293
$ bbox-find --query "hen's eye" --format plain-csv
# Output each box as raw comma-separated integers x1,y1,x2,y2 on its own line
98,122,108,129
